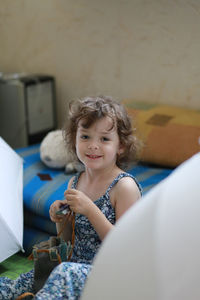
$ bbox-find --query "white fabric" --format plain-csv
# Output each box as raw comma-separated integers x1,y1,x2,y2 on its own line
82,152,200,300
0,137,24,262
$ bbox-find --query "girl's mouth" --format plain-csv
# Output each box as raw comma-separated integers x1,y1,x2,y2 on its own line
86,154,102,159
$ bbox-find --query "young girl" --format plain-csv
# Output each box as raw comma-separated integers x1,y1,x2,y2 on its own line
0,95,142,299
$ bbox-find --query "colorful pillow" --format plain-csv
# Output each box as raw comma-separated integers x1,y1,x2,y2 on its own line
122,99,200,167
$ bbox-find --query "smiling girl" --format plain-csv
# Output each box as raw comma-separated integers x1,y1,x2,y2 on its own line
0,96,142,300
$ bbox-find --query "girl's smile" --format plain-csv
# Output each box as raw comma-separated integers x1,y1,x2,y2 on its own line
86,154,102,159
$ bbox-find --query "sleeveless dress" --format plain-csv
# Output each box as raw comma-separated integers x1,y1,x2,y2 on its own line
0,172,141,300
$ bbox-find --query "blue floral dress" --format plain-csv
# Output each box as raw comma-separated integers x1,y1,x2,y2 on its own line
0,172,141,300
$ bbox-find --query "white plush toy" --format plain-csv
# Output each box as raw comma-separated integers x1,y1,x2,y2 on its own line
40,130,83,173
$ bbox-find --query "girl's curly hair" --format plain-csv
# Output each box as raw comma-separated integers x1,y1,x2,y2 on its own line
63,95,142,168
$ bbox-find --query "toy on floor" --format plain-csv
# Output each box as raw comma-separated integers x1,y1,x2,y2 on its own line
40,130,83,173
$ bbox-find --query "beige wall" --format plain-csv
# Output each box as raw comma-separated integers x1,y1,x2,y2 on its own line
0,0,200,127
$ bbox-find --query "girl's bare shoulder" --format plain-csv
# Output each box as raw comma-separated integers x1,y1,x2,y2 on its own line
110,175,141,208
115,175,140,195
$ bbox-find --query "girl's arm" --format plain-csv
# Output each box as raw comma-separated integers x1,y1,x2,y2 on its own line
113,176,141,220
86,202,114,240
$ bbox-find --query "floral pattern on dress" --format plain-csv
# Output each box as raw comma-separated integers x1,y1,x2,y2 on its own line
35,262,92,300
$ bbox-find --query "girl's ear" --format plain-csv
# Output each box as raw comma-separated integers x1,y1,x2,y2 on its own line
117,144,125,155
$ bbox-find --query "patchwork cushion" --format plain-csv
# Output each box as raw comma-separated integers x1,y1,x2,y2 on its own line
122,100,200,167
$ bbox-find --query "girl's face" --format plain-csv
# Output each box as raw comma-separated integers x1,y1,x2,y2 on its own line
75,116,123,171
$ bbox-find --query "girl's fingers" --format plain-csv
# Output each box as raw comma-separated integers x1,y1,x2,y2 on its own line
50,213,63,223
64,189,77,196
49,200,68,223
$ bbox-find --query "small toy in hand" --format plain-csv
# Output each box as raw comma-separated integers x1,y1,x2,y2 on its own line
56,204,70,215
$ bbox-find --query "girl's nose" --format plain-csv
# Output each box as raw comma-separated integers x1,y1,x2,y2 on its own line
88,142,99,150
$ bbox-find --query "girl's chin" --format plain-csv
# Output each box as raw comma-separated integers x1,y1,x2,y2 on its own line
84,161,104,170
85,162,102,168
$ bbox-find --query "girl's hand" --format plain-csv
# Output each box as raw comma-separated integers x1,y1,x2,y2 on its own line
49,200,68,223
64,189,94,216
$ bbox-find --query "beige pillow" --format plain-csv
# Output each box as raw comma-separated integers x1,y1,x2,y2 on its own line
122,100,200,167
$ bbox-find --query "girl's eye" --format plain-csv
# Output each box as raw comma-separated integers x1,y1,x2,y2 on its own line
102,137,109,142
81,135,89,140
